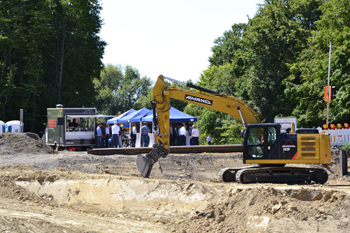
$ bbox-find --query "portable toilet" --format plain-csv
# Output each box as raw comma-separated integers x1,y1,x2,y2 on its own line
5,120,23,133
0,120,4,134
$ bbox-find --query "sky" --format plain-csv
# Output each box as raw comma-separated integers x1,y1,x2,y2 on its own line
99,0,264,83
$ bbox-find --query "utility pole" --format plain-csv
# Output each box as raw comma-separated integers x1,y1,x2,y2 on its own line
326,42,332,126
20,109,23,133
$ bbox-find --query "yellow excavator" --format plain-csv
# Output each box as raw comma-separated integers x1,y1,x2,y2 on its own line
137,75,331,184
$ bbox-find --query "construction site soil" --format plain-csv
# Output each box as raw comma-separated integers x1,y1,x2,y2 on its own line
0,132,349,233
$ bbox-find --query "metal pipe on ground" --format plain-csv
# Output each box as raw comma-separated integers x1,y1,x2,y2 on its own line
87,144,243,156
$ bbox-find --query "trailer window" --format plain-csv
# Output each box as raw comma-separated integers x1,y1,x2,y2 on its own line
66,117,93,132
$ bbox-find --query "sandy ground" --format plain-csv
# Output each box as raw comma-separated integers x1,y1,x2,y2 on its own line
0,132,350,233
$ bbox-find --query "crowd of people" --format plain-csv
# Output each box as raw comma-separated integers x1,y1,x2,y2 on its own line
169,122,202,146
96,121,128,148
95,121,213,148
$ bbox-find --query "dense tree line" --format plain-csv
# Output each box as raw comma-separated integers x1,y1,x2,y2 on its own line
0,0,105,132
185,0,350,145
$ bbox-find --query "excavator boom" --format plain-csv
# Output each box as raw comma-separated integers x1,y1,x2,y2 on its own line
137,75,260,178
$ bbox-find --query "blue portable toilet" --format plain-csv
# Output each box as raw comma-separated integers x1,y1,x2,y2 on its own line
5,124,11,132
0,120,4,134
5,120,23,133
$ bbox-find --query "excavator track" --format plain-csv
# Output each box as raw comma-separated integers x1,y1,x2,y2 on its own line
218,166,328,184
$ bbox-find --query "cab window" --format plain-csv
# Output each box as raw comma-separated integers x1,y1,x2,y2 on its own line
247,128,264,145
267,127,277,147
247,127,264,158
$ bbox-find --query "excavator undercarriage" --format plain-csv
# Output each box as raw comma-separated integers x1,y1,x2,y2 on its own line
218,166,328,184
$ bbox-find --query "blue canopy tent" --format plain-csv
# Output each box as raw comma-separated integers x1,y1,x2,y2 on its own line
107,109,136,124
121,107,196,147
128,108,153,123
142,107,197,122
118,107,150,124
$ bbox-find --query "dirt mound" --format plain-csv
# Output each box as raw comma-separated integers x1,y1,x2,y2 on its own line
0,132,54,155
0,167,57,206
24,132,41,140
173,186,350,233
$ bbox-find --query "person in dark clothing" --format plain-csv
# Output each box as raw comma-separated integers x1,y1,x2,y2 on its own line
175,123,180,145
69,118,79,127
170,123,175,146
104,124,110,148
100,124,106,148
140,122,150,147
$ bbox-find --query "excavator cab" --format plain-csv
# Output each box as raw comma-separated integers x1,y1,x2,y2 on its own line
243,123,281,163
225,122,329,184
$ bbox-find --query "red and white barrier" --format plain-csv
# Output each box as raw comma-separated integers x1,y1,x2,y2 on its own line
318,126,350,146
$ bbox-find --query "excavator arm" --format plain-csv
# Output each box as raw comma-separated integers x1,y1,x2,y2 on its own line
137,75,261,177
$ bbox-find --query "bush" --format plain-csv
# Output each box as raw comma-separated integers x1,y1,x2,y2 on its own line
341,143,350,153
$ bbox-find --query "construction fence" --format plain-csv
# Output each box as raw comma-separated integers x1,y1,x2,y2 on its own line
318,128,350,146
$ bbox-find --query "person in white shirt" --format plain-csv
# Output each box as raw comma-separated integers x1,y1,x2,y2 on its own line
96,123,102,148
191,125,199,145
131,124,137,147
206,135,212,145
111,121,121,148
179,123,187,146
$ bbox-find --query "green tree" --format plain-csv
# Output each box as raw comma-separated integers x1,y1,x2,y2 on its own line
93,64,152,115
238,0,323,123
119,66,152,110
0,0,52,131
92,64,123,115
209,23,248,67
48,0,105,107
285,0,350,127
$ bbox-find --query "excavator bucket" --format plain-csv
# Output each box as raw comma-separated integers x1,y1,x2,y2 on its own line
137,153,155,178
137,145,169,178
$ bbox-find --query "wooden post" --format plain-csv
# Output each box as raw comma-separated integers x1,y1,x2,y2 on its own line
340,150,348,176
